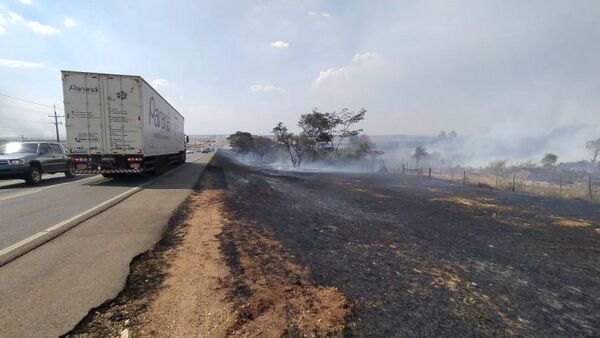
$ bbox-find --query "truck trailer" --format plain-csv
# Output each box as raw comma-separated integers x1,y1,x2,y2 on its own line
62,70,188,176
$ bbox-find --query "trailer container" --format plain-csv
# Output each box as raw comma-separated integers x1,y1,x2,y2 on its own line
61,70,187,176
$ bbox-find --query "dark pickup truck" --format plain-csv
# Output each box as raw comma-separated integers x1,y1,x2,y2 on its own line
0,142,76,185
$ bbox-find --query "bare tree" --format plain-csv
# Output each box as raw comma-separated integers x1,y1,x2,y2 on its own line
488,160,507,173
272,122,297,166
586,138,600,167
292,133,311,166
331,108,366,153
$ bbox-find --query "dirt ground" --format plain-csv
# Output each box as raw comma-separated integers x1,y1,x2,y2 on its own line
69,152,600,337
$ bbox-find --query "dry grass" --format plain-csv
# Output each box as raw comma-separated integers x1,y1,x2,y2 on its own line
423,170,599,202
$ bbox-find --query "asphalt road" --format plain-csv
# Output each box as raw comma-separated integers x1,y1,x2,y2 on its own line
0,151,212,337
0,152,205,251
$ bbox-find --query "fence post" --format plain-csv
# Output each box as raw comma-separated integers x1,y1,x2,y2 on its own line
495,174,498,189
451,169,454,182
512,174,516,192
589,174,593,200
463,171,466,186
559,174,563,196
428,168,432,178
532,178,535,193
402,164,405,175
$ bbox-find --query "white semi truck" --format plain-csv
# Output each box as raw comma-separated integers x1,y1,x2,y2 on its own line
61,70,188,176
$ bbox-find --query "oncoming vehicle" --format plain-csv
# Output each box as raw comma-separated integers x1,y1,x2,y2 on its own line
0,142,76,185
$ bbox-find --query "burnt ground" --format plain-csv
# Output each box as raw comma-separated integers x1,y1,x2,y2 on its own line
215,153,599,337
69,152,599,337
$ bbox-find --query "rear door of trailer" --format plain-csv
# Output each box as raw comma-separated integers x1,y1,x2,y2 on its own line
63,72,105,155
63,72,142,155
102,74,142,155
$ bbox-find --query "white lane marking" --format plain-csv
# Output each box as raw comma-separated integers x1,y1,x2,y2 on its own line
0,184,142,257
0,153,212,256
0,189,43,201
0,175,102,202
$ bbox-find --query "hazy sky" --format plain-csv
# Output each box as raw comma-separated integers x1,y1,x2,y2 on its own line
0,0,599,161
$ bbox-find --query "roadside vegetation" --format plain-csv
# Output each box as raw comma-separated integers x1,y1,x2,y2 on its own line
227,107,385,170
400,137,600,201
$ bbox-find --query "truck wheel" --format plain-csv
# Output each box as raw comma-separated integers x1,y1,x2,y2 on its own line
25,166,43,185
64,163,76,178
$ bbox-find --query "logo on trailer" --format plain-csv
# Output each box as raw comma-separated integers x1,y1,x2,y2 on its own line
148,97,171,131
117,91,128,100
69,85,98,93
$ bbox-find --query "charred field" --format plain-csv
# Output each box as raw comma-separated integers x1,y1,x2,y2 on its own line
69,152,600,337
215,152,599,337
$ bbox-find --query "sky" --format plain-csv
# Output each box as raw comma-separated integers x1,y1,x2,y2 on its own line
0,0,599,163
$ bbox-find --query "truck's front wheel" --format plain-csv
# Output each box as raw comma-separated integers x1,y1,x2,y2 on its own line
25,166,43,185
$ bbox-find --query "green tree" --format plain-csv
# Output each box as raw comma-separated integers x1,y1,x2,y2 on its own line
227,131,254,160
541,153,558,167
298,109,335,160
413,146,428,168
356,135,374,158
252,136,276,162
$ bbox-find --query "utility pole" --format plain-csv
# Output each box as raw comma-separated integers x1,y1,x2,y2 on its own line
49,105,64,143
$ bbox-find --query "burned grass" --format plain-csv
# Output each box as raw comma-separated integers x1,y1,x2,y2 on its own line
217,162,350,337
212,153,600,337
67,153,599,337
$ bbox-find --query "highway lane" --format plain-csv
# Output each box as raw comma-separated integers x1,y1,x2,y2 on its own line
0,151,213,337
0,172,92,192
0,152,206,251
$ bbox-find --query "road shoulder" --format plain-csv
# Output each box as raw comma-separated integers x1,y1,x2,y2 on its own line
69,156,349,337
0,155,213,338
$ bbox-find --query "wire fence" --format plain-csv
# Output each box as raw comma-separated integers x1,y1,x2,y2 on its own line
395,165,600,202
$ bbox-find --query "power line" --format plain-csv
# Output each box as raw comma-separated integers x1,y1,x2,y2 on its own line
0,92,63,111
3,117,55,124
0,92,66,141
0,103,55,115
